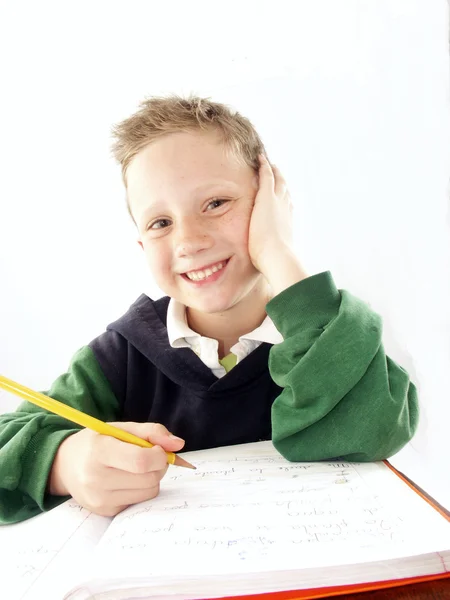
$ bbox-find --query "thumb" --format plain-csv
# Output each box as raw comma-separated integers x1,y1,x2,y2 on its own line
108,421,185,452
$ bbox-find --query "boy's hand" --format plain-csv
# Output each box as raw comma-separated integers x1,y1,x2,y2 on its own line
47,422,185,517
248,154,309,295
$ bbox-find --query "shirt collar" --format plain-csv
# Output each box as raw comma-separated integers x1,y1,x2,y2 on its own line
166,298,283,348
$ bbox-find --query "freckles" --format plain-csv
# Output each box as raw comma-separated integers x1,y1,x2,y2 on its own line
220,211,235,226
225,215,251,247
222,212,249,234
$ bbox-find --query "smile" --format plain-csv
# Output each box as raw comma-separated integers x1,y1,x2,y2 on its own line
181,259,230,284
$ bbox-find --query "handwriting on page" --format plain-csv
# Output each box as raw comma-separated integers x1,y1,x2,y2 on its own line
1,501,108,600
96,454,406,576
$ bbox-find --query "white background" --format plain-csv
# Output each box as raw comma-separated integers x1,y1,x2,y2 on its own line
0,1,449,506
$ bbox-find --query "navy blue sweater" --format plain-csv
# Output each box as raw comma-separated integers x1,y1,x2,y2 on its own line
91,295,282,451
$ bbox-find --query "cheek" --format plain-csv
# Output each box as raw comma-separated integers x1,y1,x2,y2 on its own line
142,242,171,279
221,205,252,249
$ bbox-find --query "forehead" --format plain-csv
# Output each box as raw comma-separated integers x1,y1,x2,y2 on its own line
126,131,252,209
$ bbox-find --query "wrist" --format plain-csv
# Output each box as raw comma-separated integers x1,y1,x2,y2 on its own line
262,250,309,296
47,436,72,496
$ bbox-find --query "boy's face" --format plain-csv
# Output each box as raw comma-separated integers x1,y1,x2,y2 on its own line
127,130,263,315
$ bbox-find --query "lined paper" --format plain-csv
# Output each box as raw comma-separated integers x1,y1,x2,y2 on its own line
89,441,450,583
1,500,110,600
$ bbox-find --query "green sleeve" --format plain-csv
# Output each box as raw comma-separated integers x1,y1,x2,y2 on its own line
0,346,120,524
266,271,419,462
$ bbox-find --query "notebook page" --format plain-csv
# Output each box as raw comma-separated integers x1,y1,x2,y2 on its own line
1,499,111,600
83,441,450,589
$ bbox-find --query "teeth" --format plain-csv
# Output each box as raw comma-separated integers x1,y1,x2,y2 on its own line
186,261,225,281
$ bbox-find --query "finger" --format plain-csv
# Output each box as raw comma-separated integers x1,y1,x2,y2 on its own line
284,189,293,207
109,421,186,452
107,484,161,507
103,466,168,491
258,154,275,191
271,164,286,183
271,164,288,198
99,439,168,474
91,486,161,515
259,155,287,198
286,191,294,213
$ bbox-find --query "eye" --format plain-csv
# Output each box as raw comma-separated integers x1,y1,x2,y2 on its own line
206,198,230,211
148,218,172,230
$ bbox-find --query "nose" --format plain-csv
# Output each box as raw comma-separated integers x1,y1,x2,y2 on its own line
174,216,214,259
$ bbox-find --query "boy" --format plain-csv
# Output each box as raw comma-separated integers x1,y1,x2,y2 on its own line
0,95,418,524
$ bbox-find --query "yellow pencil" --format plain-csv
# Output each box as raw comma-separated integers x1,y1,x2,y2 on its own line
0,375,195,470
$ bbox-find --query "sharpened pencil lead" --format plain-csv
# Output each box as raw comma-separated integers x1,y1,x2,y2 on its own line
174,455,196,470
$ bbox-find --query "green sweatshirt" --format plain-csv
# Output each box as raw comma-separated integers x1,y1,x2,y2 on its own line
0,272,419,524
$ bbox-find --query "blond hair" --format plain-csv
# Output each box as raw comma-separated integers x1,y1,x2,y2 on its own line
110,93,267,217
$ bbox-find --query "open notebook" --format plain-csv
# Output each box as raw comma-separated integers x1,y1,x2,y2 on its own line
2,441,449,600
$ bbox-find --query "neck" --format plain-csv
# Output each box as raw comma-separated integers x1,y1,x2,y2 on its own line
186,277,271,358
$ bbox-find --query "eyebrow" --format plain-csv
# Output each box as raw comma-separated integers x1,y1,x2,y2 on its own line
146,181,238,209
192,181,238,191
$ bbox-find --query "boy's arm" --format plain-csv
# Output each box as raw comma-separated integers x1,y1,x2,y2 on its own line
0,346,120,524
266,271,419,462
248,155,418,461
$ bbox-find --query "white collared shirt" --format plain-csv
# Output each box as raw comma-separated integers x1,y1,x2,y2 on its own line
166,298,284,378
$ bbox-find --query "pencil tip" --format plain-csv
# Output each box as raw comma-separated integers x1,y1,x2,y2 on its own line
174,455,196,470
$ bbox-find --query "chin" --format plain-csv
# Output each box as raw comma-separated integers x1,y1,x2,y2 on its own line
187,296,238,315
